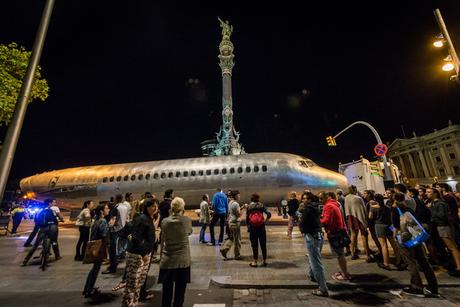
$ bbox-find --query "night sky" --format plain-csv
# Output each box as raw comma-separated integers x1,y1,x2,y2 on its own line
1,1,460,187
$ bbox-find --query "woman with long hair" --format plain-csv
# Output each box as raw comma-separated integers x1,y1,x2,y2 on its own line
246,193,271,267
75,200,95,261
82,203,110,298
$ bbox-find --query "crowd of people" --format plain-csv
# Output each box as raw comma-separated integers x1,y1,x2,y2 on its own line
17,181,460,305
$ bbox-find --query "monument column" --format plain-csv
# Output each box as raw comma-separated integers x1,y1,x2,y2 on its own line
407,152,418,178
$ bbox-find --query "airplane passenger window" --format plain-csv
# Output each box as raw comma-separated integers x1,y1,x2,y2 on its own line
176,171,181,178
183,171,189,177
168,172,173,178
116,176,122,182
161,173,166,179
214,169,219,175
191,170,196,176
103,177,108,183
109,176,115,182
245,166,251,173
131,175,136,181
222,168,227,174
124,175,129,181
206,170,211,175
254,166,259,172
153,173,159,179
230,167,235,174
138,174,143,180
237,167,243,173
262,165,268,172
145,174,151,180
199,170,204,176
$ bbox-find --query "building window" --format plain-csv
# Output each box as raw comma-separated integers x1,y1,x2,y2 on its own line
102,177,108,183
435,156,441,162
454,166,460,176
138,174,143,180
230,167,235,174
254,166,259,172
246,166,251,173
262,165,268,172
237,167,243,173
124,175,129,181
131,175,136,181
446,144,452,148
432,147,438,152
116,176,122,182
145,174,151,180
439,168,446,176
449,153,456,160
214,169,219,175
206,170,211,175
222,168,227,174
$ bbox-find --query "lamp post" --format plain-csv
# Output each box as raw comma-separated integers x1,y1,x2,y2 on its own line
0,0,55,202
332,121,394,188
434,8,460,83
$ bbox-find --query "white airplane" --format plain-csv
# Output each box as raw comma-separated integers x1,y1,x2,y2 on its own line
20,152,348,210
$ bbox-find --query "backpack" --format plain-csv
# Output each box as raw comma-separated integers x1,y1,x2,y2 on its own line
249,210,265,227
37,208,56,227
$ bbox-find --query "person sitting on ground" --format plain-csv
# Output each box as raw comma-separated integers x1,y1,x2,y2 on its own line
246,193,271,267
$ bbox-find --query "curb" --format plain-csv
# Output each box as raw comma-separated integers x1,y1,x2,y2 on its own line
211,276,460,290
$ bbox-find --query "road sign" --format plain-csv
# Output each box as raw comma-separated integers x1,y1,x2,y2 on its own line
326,136,336,146
374,143,388,157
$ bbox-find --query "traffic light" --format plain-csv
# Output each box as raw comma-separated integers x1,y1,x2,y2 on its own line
326,136,336,146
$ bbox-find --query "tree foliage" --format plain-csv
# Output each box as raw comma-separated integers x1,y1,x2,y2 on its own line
0,42,49,125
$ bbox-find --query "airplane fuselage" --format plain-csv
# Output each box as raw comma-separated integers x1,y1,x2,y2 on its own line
20,152,348,209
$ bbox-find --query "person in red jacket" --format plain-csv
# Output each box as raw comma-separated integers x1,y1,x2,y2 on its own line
320,192,351,281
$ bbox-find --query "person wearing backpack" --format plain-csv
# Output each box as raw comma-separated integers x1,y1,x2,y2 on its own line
246,193,271,267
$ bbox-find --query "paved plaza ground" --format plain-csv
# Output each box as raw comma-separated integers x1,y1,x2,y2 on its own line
0,219,460,306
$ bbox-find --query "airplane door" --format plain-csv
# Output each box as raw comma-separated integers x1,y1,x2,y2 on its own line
276,160,293,187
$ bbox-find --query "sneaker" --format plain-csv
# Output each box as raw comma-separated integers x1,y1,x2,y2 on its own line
101,269,116,274
207,242,216,246
423,288,440,298
402,287,424,297
312,289,329,297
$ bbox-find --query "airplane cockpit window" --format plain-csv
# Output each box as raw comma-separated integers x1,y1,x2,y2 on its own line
183,171,189,177
199,170,204,176
103,177,108,183
168,172,173,178
306,161,315,167
206,170,211,175
191,171,196,176
116,176,122,182
298,161,308,168
124,175,129,181
237,167,243,173
245,166,251,173
161,173,166,179
262,165,268,172
138,174,143,180
131,175,136,181
254,166,259,172
176,171,181,178
222,168,227,174
230,167,235,174
145,174,151,180
153,173,159,179
109,176,115,182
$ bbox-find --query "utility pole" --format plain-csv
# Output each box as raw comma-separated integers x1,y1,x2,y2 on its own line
0,0,55,202
434,8,460,83
333,121,394,188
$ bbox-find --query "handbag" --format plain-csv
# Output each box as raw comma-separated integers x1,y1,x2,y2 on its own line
83,220,108,264
328,229,351,249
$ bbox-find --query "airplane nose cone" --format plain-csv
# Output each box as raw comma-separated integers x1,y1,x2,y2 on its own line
19,176,33,192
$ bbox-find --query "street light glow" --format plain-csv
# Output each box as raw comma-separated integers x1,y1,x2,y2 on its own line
433,40,444,48
442,62,455,71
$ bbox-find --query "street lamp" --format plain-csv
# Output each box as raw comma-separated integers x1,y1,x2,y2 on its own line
433,34,445,48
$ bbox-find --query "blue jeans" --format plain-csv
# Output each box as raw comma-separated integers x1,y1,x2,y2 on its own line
304,233,328,293
199,223,208,242
84,261,102,295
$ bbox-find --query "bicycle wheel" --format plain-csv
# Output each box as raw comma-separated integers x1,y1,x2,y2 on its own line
40,237,51,271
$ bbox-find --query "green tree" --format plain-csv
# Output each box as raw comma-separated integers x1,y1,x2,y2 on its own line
0,42,49,125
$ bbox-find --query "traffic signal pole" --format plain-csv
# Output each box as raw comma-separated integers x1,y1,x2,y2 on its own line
0,0,55,203
333,121,394,188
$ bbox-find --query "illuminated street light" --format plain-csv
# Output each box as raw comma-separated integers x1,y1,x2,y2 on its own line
433,9,459,83
433,40,444,48
443,62,455,72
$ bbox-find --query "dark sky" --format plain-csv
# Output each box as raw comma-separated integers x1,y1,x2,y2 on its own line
1,1,460,186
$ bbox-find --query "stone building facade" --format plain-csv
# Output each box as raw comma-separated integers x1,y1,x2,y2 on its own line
388,122,460,190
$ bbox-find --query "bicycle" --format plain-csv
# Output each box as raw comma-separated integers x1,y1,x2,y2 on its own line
39,235,51,271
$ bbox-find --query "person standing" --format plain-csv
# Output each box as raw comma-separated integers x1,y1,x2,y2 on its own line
287,192,300,239
208,188,228,246
159,189,174,225
122,199,156,306
220,190,242,260
82,203,110,298
199,194,211,244
159,197,193,307
11,204,25,234
300,192,328,296
246,193,271,267
103,194,124,274
23,203,42,247
321,192,351,281
75,200,95,261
